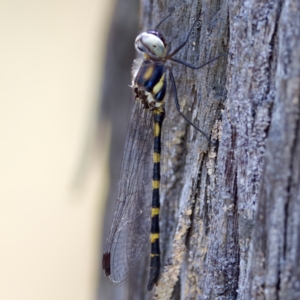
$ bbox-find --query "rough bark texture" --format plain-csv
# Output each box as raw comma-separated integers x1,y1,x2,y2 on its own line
100,0,300,299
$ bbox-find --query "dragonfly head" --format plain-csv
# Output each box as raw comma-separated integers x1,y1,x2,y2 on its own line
135,31,167,58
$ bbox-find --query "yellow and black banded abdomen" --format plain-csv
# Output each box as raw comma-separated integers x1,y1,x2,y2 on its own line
135,60,167,103
147,108,165,291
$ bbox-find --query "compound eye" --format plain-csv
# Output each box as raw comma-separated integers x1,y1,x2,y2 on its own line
135,32,166,57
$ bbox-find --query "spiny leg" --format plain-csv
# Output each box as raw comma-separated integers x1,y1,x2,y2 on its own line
147,108,165,291
155,7,175,29
166,12,203,58
171,53,228,69
168,68,211,141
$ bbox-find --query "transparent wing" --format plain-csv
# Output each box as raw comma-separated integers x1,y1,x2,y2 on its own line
103,100,153,285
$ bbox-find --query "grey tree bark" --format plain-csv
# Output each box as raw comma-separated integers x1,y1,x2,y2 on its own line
100,0,300,299
121,0,300,299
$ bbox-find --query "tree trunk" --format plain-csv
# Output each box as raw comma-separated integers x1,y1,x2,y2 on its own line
101,0,300,299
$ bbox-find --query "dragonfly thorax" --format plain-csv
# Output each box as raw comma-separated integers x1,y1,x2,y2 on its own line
133,59,167,109
135,31,167,58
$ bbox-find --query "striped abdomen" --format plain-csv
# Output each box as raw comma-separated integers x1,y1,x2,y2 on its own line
134,59,167,107
147,108,165,291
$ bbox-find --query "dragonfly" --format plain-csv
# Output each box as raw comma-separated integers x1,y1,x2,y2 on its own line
102,9,226,291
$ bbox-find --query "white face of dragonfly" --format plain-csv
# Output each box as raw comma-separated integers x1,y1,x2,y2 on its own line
135,32,166,58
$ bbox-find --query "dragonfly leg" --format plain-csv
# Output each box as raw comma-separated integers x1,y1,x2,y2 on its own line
166,13,203,58
168,68,212,142
171,53,228,70
155,7,175,29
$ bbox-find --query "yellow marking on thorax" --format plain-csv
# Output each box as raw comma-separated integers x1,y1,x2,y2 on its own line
143,65,154,80
150,233,159,243
153,152,160,163
153,73,165,94
152,180,160,189
151,207,160,217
